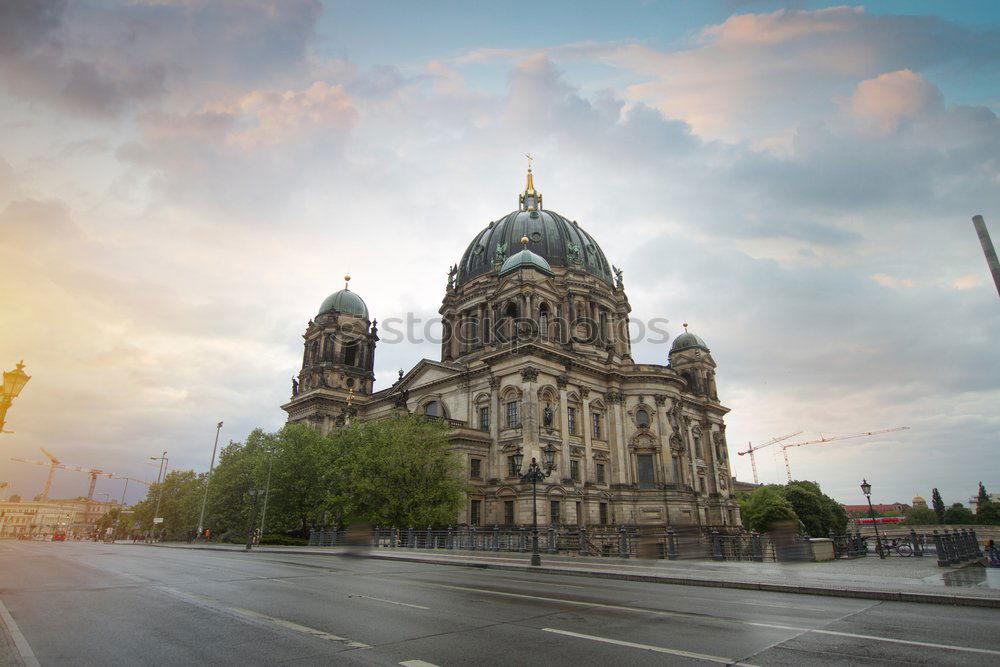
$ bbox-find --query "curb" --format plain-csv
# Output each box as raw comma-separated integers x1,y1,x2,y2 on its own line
134,543,1000,609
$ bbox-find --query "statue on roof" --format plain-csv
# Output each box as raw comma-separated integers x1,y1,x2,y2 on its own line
613,265,624,289
494,242,507,266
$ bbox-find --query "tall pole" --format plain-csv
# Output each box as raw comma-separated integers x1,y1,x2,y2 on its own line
120,477,129,506
972,215,1000,298
259,446,274,538
197,421,223,537
865,493,885,559
531,475,539,566
151,452,167,531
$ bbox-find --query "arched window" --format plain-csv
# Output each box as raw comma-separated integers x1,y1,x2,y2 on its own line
635,408,650,428
342,341,359,367
424,400,441,417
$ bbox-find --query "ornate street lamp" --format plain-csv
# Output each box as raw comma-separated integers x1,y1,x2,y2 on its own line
860,478,885,559
515,443,556,566
1,361,31,433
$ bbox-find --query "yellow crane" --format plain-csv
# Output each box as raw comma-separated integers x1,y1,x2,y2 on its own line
10,448,115,500
780,427,911,482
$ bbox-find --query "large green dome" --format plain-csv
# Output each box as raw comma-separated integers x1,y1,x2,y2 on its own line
318,288,369,319
457,208,612,286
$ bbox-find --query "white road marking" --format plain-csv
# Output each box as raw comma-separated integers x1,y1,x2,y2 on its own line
159,587,370,649
747,622,1000,657
399,660,440,667
542,628,755,665
426,583,1000,657
350,595,429,610
0,596,41,667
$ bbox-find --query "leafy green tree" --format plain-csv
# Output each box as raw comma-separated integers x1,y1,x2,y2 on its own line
977,501,1000,525
942,503,974,525
931,488,945,523
130,470,205,539
777,480,848,536
977,482,990,507
739,486,799,533
327,415,465,527
903,506,938,525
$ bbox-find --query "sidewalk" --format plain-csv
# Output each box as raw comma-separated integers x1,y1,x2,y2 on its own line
137,542,1000,608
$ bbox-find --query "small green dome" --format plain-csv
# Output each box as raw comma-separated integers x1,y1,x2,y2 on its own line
499,248,554,277
318,288,369,319
671,331,708,352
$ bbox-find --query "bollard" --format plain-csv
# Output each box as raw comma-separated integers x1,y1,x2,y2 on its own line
618,525,628,559
519,526,527,552
910,528,923,557
407,526,415,549
963,529,974,560
579,525,588,556
667,527,678,561
933,530,948,567
493,524,500,551
391,527,398,548
330,527,337,547
948,529,961,564
828,530,838,559
447,525,454,549
711,529,723,561
470,525,477,551
548,526,557,554
750,530,762,562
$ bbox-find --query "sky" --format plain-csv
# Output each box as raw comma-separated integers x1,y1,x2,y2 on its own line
0,0,998,508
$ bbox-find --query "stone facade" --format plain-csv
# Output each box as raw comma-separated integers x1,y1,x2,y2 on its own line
282,170,741,530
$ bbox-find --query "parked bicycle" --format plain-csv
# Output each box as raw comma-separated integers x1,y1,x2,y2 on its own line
876,536,913,557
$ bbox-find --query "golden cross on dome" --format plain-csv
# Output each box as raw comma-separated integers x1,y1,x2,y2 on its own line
525,153,533,170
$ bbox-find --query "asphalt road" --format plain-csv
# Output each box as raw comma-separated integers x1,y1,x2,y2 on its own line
1,541,998,666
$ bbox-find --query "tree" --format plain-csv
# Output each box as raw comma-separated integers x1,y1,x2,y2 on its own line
327,415,465,527
977,482,990,507
931,488,945,523
903,506,938,525
776,480,848,537
977,501,1000,526
739,486,799,533
942,503,974,525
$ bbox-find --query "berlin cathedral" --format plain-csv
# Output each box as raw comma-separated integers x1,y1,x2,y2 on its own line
282,167,741,530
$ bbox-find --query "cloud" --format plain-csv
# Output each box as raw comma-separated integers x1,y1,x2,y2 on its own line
952,274,984,290
0,0,323,117
871,273,916,289
849,69,944,133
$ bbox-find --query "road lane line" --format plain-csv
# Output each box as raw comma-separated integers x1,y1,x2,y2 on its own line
426,583,1000,657
0,597,41,667
542,628,755,665
159,587,371,649
399,660,440,666
746,622,1000,657
349,595,429,610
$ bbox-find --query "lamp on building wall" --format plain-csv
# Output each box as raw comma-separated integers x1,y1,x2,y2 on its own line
1,361,31,433
860,478,886,559
515,443,556,566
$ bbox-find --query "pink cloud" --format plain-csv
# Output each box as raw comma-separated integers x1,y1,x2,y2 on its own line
849,69,944,133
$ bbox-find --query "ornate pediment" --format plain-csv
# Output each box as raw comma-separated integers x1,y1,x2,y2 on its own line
629,431,659,451
669,433,684,453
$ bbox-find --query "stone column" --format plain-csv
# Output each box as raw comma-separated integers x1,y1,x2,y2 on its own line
654,396,673,483
608,391,630,485
558,376,570,482
521,367,539,456
581,387,593,482
489,375,501,480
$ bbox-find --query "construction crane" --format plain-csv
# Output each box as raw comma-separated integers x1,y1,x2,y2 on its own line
111,475,151,506
737,431,803,484
780,426,910,482
10,448,116,500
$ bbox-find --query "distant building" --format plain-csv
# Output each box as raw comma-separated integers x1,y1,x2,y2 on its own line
731,477,762,496
912,495,927,509
842,502,911,516
0,497,116,539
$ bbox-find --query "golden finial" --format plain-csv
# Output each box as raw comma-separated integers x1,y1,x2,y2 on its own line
524,153,536,195
683,321,689,332
520,235,530,247
347,388,355,406
344,273,351,290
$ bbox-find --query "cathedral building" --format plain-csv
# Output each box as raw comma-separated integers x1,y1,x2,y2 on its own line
282,168,740,529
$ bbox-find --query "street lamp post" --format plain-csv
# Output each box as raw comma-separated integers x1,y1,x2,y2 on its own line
245,488,261,551
1,361,31,433
514,443,556,566
150,452,168,537
197,421,224,538
860,478,886,559
259,445,275,539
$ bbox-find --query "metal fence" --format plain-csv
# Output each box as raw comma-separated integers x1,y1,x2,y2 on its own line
307,525,986,566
